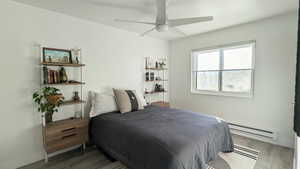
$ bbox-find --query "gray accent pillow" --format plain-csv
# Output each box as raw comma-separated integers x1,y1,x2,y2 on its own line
113,89,144,113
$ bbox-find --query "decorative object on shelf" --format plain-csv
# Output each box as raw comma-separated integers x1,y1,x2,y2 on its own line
159,62,166,69
145,57,154,68
43,48,72,63
59,67,68,83
73,91,80,101
155,61,159,68
72,48,81,64
154,84,165,92
32,87,64,124
155,76,162,81
145,58,149,69
150,72,155,81
146,72,150,81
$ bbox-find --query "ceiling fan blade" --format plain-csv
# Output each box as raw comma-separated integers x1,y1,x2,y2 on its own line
171,28,187,36
156,0,167,24
115,19,156,25
169,16,213,27
140,27,156,36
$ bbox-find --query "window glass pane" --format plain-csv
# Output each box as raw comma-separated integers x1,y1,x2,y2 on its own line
196,71,219,91
196,51,220,70
222,70,252,92
223,46,253,70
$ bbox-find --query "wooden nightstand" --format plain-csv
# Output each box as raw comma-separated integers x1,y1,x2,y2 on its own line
151,101,170,108
43,118,88,162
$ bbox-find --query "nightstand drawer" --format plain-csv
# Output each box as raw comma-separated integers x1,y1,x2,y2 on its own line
45,119,88,137
46,132,88,153
45,126,88,146
43,119,89,153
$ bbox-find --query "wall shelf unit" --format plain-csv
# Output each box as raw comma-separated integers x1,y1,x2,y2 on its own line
144,57,169,107
39,45,87,163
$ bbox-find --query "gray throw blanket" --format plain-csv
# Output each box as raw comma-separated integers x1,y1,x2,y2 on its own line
91,106,234,169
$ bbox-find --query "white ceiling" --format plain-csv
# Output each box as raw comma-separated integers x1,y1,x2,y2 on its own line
14,0,298,40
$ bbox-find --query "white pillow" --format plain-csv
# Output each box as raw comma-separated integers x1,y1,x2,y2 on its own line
90,92,118,117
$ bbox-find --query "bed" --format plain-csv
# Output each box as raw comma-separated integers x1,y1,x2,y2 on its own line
90,106,234,169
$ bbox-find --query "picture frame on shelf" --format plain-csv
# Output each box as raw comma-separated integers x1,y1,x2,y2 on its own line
43,47,72,63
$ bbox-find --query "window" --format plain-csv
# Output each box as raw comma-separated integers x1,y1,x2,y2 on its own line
191,42,255,97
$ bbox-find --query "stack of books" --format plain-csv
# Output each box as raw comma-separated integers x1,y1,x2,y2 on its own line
43,67,60,84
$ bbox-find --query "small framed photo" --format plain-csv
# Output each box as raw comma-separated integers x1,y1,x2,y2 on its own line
71,48,81,64
43,48,72,63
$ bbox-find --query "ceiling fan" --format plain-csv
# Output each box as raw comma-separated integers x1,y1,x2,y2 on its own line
115,0,213,36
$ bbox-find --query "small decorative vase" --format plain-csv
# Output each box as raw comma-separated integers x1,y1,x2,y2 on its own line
45,112,53,124
73,91,80,101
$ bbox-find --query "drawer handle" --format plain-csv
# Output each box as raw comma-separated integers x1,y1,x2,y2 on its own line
62,133,77,139
61,127,76,133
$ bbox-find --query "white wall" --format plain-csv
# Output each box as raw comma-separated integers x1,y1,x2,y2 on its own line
170,12,298,148
0,1,169,169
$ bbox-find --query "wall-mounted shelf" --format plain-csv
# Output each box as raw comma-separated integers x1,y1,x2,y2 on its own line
41,62,85,67
151,101,170,108
145,91,168,94
145,80,168,82
42,82,85,86
61,100,86,106
145,68,168,71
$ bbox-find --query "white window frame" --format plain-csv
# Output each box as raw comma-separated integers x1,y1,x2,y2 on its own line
191,41,256,98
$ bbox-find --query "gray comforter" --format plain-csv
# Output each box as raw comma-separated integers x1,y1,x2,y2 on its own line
90,106,234,169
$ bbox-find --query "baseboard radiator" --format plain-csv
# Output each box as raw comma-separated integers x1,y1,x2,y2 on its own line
228,122,277,140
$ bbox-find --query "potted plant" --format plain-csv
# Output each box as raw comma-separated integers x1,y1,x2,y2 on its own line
33,87,64,124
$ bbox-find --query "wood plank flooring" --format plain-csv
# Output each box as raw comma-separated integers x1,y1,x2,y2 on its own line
232,135,294,169
19,135,294,169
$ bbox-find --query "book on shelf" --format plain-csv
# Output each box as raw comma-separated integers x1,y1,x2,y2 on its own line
43,67,62,84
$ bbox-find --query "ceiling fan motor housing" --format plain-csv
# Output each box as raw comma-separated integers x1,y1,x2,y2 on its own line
156,24,169,32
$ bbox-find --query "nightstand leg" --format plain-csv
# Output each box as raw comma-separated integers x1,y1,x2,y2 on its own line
44,152,48,163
